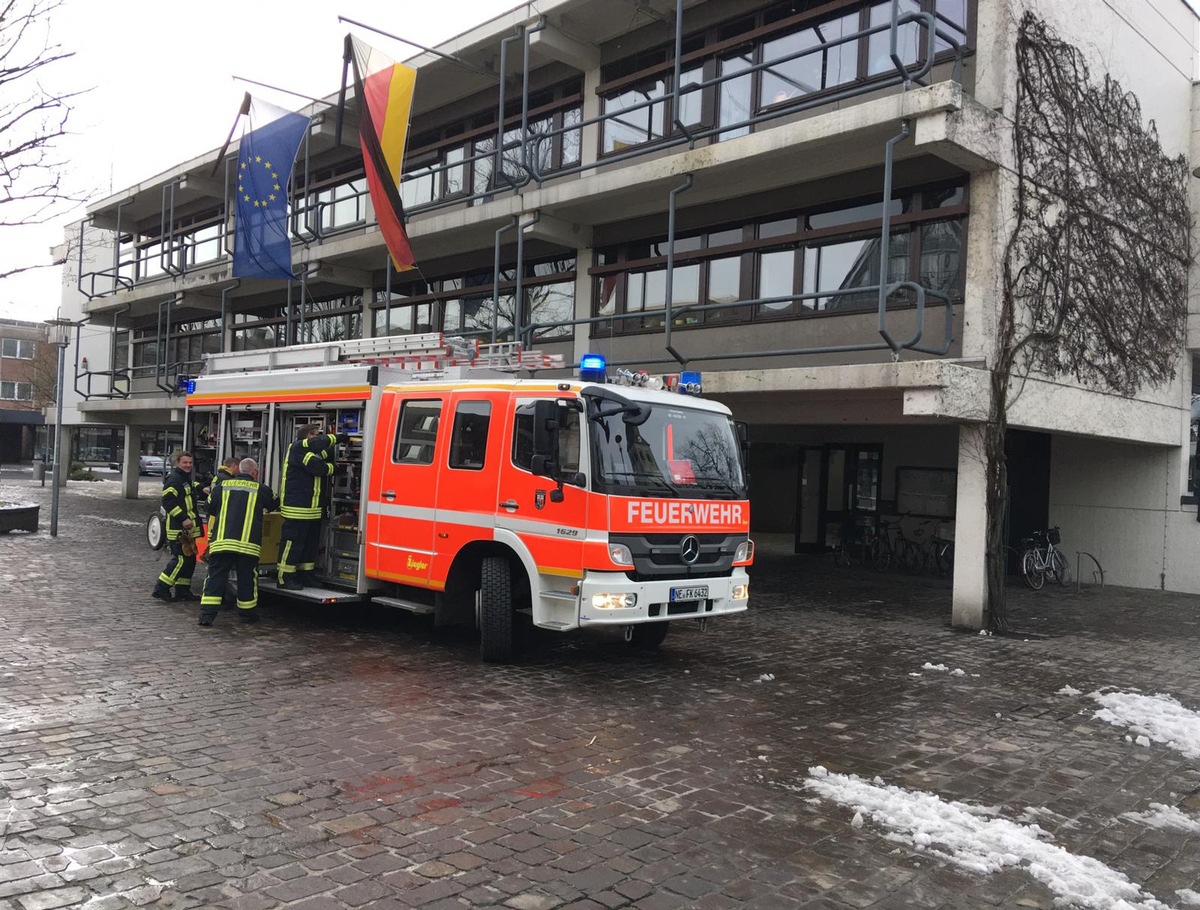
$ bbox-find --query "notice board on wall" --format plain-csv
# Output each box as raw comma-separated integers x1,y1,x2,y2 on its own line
896,467,957,518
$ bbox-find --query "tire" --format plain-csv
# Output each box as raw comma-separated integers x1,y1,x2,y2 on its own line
1050,548,1070,586
630,622,670,649
479,556,514,663
146,512,165,551
870,537,891,572
903,542,924,575
1021,550,1044,590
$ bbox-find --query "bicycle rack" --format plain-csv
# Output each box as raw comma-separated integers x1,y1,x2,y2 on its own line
1075,552,1105,591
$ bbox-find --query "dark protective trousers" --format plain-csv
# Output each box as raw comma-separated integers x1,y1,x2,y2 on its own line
200,553,259,622
157,538,196,593
278,518,321,581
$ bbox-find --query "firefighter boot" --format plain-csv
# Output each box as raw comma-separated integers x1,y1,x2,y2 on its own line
152,583,173,601
238,608,259,624
198,610,216,627
278,573,304,591
175,588,200,602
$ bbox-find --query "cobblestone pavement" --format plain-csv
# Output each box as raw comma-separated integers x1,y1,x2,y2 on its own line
1,471,1198,909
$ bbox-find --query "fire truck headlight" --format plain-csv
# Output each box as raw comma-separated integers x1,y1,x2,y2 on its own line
732,584,749,600
608,543,634,567
734,539,754,563
592,593,637,610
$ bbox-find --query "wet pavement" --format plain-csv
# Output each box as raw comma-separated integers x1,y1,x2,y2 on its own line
0,469,1198,909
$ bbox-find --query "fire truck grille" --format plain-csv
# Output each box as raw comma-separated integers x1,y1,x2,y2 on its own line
609,533,743,580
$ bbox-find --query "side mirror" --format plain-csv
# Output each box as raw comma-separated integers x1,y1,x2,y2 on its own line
531,399,561,478
735,420,751,481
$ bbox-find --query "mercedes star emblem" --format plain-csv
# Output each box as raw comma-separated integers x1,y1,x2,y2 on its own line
680,535,700,564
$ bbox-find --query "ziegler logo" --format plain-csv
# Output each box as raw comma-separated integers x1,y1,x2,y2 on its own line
406,554,429,571
556,527,580,537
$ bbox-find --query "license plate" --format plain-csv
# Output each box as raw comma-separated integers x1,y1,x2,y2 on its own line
670,586,709,602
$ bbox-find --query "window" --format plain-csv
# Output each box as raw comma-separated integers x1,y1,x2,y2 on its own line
1,338,34,359
599,0,972,152
591,181,967,334
448,401,492,470
512,402,581,474
0,381,32,401
393,400,442,465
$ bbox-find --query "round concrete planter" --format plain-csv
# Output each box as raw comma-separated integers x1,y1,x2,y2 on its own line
0,502,40,534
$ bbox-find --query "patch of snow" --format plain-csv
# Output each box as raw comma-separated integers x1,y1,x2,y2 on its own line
1122,804,1200,834
1177,889,1200,906
757,673,775,682
805,766,1174,910
922,662,949,672
1058,686,1083,697
950,669,966,677
1090,691,1200,760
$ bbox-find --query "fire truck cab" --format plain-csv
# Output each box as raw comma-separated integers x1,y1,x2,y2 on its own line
184,334,752,661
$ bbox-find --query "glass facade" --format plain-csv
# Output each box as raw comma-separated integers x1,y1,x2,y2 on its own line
592,181,967,334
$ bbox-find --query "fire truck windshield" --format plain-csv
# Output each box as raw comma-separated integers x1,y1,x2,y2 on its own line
589,401,747,499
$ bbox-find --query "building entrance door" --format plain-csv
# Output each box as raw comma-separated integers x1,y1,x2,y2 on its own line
793,447,823,553
816,445,882,552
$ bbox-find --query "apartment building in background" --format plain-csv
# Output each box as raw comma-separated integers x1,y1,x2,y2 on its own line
54,0,1200,626
0,318,49,464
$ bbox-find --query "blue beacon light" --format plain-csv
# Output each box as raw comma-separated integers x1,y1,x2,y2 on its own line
579,353,607,383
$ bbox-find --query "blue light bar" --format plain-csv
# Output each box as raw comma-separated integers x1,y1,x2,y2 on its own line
679,370,703,395
579,353,607,383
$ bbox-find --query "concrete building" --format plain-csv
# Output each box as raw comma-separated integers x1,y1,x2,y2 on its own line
56,0,1200,626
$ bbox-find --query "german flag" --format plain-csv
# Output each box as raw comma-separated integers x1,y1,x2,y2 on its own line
350,37,417,272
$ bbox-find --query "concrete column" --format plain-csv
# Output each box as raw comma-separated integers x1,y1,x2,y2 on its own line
57,426,77,487
960,167,1003,366
361,285,374,337
122,424,140,500
951,422,988,629
580,67,602,169
572,247,595,365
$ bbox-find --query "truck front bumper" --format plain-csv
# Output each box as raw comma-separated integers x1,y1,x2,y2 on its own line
576,568,749,628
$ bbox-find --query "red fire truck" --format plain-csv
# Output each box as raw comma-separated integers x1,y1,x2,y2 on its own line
181,333,752,661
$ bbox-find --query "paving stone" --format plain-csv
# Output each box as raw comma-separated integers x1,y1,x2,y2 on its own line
2,478,1200,909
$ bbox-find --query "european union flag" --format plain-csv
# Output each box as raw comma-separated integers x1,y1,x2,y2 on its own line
232,98,309,280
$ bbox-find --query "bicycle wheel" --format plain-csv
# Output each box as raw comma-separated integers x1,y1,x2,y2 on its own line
833,543,849,567
936,541,955,577
903,542,925,575
1050,547,1070,586
1021,550,1044,590
871,536,891,572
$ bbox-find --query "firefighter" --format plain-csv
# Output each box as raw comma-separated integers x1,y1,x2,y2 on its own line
152,451,202,602
198,457,279,627
277,423,346,589
208,455,240,509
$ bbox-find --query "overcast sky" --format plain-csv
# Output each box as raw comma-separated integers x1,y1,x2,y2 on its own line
0,0,520,323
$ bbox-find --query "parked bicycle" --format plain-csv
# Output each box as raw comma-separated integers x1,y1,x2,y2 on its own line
903,519,955,577
870,514,910,572
1020,527,1069,590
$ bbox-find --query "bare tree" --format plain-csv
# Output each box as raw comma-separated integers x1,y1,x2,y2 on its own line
0,0,82,280
985,13,1193,629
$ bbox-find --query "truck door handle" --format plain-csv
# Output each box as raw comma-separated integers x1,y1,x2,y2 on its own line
500,499,519,511
382,490,396,501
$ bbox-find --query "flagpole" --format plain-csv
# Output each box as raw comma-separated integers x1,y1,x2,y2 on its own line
231,76,337,108
338,16,499,79
209,92,252,178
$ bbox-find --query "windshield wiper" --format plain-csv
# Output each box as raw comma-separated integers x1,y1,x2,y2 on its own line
605,470,684,496
694,477,741,497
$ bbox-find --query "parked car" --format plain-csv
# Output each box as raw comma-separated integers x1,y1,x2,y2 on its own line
139,454,166,476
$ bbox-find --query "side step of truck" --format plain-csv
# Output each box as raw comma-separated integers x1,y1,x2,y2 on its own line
259,579,363,605
370,595,435,615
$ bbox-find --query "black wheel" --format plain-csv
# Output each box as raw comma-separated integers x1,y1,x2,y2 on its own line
870,537,890,572
479,556,514,663
146,512,165,550
630,622,670,649
1021,550,1044,590
903,542,924,575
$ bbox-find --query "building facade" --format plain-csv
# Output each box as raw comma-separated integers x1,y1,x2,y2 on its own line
0,318,50,464
56,0,1200,625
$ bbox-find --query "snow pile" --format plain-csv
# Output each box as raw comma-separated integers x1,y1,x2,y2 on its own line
1058,686,1083,697
1090,691,1200,761
757,673,775,683
922,662,949,672
1122,804,1200,834
806,766,1175,910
